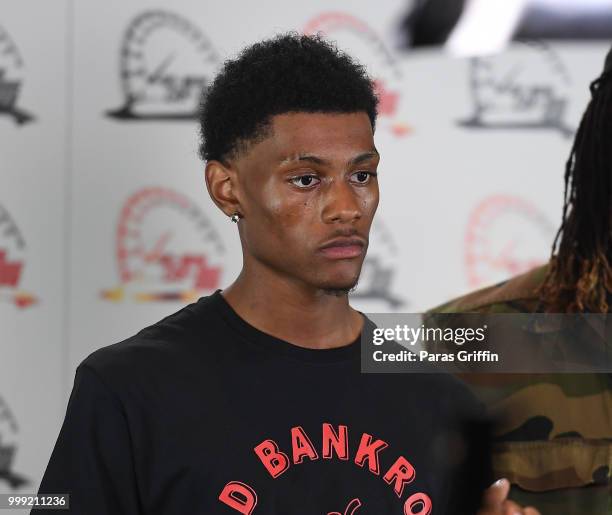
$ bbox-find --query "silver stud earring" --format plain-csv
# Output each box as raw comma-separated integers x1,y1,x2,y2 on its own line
230,212,242,223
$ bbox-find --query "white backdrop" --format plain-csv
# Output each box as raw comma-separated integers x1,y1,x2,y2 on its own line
0,0,608,498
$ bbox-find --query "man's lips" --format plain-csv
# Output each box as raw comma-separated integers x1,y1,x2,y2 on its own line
318,237,366,259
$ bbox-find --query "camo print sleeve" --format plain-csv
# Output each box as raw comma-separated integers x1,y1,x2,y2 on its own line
426,264,612,515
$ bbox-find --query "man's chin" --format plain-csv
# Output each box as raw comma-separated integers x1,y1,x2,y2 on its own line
320,278,359,297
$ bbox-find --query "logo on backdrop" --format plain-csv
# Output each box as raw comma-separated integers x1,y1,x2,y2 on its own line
0,25,34,125
0,203,37,308
0,395,29,488
351,218,406,309
303,12,411,137
459,41,574,138
465,194,555,288
106,10,219,121
101,186,225,303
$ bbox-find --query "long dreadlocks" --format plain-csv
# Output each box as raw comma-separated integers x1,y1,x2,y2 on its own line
538,53,612,313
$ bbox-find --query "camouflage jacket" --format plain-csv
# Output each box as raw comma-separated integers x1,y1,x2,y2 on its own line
428,264,612,515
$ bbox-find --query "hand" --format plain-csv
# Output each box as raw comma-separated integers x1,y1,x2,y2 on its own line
477,478,540,515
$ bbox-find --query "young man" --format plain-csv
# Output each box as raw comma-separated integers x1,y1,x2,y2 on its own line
429,47,612,514
34,34,536,515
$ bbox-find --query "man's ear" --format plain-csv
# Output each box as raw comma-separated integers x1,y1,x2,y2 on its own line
204,159,243,218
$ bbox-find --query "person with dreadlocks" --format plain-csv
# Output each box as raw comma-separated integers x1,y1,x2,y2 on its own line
428,47,612,515
539,51,612,314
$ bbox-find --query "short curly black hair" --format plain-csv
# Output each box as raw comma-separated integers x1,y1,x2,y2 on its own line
199,32,379,162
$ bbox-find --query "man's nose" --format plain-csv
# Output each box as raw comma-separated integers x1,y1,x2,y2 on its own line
321,180,362,224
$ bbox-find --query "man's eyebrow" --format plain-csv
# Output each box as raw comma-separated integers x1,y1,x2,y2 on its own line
349,151,379,166
279,150,379,167
279,154,328,166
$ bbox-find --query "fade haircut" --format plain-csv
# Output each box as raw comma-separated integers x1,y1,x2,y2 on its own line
199,32,379,163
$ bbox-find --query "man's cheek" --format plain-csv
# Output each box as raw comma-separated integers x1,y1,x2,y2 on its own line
365,191,379,214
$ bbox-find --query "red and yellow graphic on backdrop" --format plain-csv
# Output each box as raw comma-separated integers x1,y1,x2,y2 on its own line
303,12,411,137
0,203,37,308
101,187,225,303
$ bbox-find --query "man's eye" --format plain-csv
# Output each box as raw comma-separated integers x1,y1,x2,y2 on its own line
351,171,377,184
290,175,320,188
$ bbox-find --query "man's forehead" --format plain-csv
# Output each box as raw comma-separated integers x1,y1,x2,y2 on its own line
268,111,376,159
270,111,373,132
230,111,376,167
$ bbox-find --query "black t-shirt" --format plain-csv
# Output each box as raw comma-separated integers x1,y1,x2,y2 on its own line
34,290,489,515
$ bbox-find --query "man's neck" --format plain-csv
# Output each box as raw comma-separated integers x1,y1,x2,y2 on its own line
220,273,363,350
